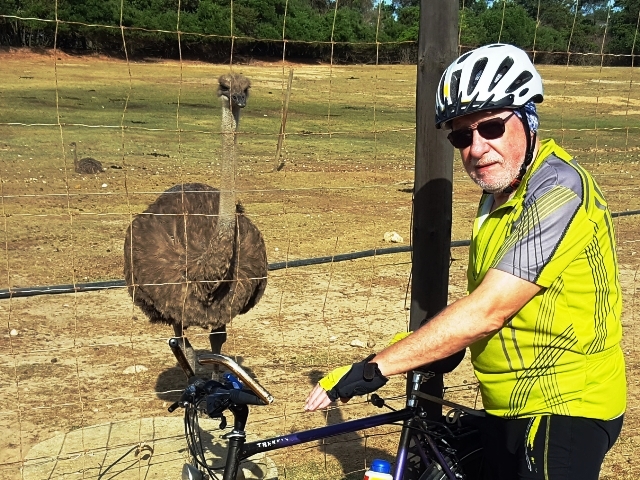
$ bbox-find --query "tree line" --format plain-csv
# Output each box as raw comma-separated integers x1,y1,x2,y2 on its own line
1,0,639,64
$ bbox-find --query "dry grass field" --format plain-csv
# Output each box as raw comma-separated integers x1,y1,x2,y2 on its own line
0,48,639,479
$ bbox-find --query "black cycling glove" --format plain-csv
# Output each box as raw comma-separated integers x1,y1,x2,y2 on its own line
318,354,388,402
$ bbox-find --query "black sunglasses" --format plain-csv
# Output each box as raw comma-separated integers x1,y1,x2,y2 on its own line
447,112,516,149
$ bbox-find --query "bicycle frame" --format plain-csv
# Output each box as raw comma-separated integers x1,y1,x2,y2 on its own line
171,339,475,480
228,373,461,480
232,408,414,480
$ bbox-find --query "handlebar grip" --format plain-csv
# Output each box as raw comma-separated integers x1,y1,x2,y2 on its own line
168,401,180,413
229,389,268,406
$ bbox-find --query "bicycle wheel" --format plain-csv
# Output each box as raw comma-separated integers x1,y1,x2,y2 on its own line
403,414,483,480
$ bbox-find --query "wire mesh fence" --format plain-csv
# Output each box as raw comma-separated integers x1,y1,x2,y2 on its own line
1,0,639,479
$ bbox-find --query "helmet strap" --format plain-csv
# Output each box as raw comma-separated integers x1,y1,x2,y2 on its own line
501,106,536,194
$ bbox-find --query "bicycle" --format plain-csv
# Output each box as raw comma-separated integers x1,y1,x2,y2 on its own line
167,336,485,480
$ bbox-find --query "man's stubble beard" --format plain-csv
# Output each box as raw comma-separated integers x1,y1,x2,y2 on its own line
469,157,523,194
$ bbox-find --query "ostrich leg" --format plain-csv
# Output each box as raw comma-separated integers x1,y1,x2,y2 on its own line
172,323,197,375
209,324,228,353
172,323,183,338
209,325,228,380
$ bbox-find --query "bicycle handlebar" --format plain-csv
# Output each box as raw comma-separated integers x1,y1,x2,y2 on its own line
228,388,267,406
168,377,268,415
198,353,274,405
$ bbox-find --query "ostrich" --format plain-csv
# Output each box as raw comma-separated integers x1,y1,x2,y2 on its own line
123,74,267,374
69,142,104,174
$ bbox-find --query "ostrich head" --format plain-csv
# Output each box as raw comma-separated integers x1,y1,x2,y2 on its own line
217,73,251,110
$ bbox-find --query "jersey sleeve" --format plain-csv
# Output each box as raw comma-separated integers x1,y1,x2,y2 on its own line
492,159,590,288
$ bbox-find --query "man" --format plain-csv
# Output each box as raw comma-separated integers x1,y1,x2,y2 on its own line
304,43,626,479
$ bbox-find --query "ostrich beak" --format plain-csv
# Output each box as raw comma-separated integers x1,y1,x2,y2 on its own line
231,93,247,108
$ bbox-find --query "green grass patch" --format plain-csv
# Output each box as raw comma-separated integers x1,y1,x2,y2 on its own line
1,56,639,289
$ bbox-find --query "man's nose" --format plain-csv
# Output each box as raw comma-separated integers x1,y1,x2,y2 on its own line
468,130,490,156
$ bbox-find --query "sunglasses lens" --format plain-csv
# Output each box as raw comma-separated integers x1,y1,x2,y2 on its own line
447,130,473,148
447,117,508,148
477,119,506,140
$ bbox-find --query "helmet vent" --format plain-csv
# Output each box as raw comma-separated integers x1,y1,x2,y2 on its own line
437,75,445,105
457,50,473,64
450,70,462,104
489,57,514,91
506,71,533,93
468,58,488,96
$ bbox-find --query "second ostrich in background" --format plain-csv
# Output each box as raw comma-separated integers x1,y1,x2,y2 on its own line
69,142,104,174
123,74,267,370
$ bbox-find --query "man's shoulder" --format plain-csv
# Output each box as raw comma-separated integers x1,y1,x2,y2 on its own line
526,153,584,199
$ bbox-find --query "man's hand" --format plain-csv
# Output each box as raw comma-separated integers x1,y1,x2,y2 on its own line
304,354,388,412
304,383,335,411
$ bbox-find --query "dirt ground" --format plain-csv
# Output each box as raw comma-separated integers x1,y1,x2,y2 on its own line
1,49,640,479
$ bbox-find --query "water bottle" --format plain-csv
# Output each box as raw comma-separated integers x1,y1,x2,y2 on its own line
363,459,393,480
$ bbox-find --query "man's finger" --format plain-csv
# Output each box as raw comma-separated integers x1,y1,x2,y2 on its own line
304,384,331,411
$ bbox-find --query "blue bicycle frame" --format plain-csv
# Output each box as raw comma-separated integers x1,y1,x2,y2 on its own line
218,372,461,480
170,339,472,480
237,408,414,479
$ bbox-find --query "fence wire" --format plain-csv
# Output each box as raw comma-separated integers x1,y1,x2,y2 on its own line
0,0,640,479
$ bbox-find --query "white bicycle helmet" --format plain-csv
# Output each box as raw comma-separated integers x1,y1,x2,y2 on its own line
435,43,543,129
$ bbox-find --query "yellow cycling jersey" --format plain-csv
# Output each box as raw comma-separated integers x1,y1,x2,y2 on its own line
468,139,626,420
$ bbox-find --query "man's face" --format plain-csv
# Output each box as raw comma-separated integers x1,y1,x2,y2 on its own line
450,109,527,193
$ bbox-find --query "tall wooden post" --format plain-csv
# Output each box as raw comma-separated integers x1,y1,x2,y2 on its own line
409,0,458,419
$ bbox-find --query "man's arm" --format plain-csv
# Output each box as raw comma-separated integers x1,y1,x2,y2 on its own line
304,268,541,411
373,268,541,376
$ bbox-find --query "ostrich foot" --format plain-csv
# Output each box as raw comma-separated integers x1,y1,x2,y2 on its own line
209,326,228,381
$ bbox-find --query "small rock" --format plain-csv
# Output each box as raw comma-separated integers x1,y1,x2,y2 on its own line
350,339,366,348
329,335,338,342
383,231,403,243
101,183,108,188
51,358,58,363
123,365,148,374
10,329,18,336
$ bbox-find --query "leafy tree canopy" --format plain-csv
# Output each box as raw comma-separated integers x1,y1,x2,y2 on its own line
0,0,638,64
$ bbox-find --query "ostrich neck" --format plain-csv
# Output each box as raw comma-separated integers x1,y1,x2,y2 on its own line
219,98,240,231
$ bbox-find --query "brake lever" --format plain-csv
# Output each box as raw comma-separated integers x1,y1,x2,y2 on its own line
167,378,218,413
370,394,397,411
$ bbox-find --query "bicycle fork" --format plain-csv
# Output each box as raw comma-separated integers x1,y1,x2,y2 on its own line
394,371,459,480
220,403,250,480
